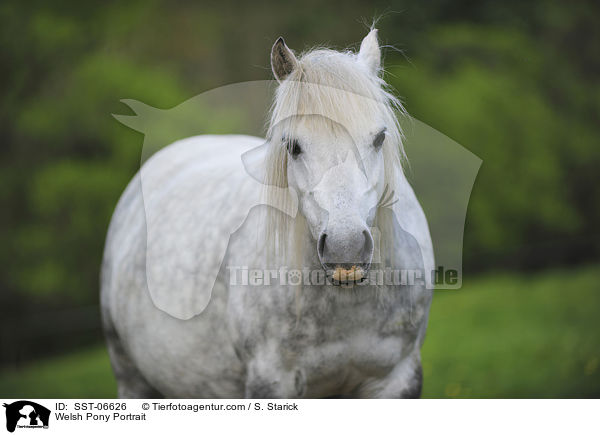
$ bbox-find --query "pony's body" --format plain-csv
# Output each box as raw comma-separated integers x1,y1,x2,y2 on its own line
101,30,434,398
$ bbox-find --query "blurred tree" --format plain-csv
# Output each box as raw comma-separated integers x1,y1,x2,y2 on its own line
387,24,600,270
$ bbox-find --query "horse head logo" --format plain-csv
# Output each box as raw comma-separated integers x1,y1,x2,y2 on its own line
112,81,481,319
3,401,50,432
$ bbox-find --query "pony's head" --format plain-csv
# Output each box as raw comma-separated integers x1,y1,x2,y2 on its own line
265,29,406,283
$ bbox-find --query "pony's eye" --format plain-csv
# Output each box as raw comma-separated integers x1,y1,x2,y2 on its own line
373,129,386,150
285,138,302,158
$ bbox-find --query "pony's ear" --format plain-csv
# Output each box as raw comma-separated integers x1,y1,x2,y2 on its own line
271,37,298,83
358,28,381,75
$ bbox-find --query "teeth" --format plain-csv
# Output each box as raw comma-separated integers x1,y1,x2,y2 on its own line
332,265,364,282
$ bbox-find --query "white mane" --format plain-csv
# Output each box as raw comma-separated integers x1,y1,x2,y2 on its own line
264,46,407,265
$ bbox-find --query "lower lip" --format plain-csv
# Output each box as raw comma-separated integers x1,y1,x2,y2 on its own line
332,265,364,283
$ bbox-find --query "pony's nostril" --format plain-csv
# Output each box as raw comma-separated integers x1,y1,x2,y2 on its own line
363,229,373,252
362,229,374,264
317,233,327,259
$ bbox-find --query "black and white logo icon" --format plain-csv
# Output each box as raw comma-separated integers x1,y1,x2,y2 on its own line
3,401,50,433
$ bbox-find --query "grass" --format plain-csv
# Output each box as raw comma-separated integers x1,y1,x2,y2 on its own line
0,347,117,398
421,264,600,398
0,265,598,398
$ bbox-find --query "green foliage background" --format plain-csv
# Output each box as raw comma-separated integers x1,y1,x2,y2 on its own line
0,0,598,396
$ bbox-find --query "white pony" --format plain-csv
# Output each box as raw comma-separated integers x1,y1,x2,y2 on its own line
101,29,434,398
